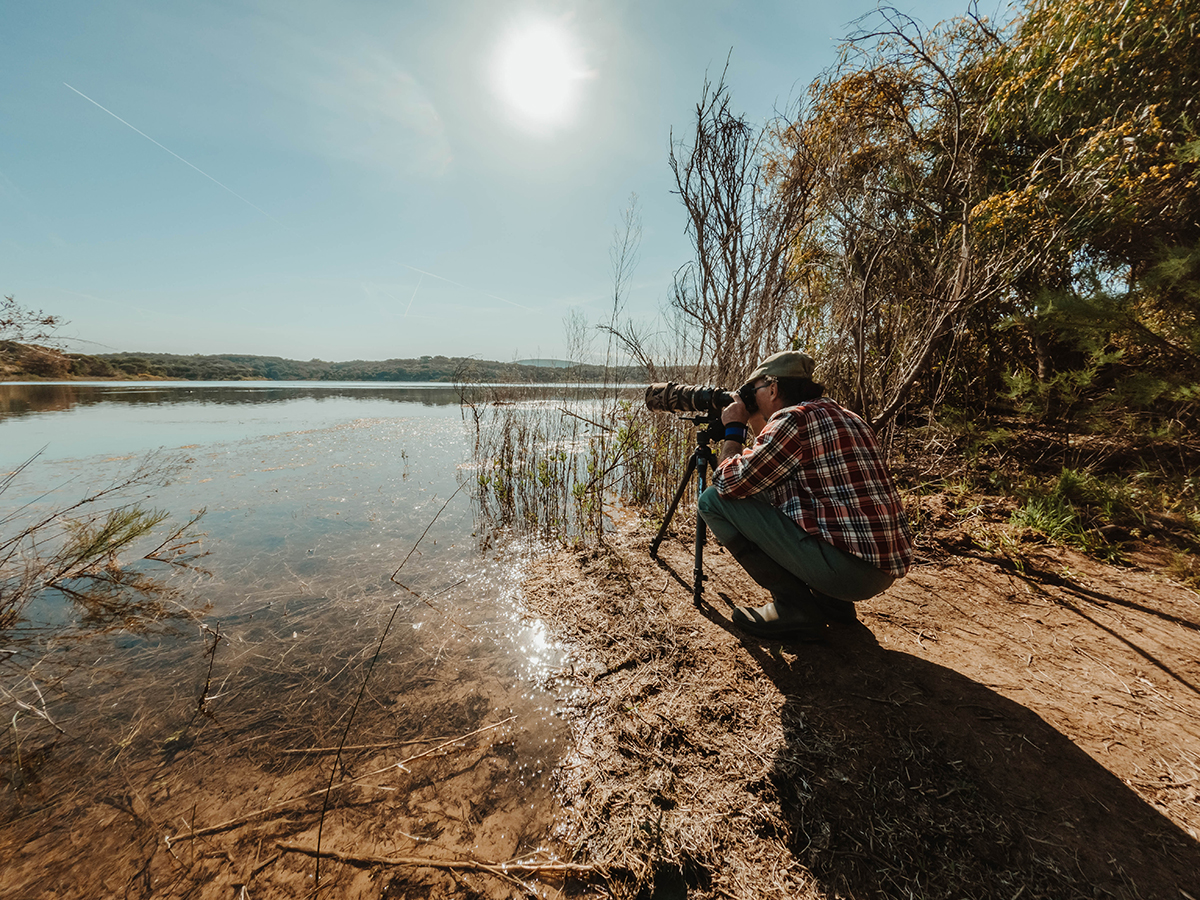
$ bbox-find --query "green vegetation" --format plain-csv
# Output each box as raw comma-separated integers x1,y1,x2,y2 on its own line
0,452,208,634
0,341,648,384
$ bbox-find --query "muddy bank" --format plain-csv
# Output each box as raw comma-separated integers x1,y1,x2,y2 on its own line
521,519,1200,899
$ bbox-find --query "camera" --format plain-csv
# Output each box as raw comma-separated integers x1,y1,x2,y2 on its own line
644,382,759,417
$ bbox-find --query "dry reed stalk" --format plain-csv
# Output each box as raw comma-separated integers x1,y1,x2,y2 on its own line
276,841,604,877
167,716,516,841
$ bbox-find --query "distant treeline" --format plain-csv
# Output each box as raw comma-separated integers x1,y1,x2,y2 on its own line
0,342,651,384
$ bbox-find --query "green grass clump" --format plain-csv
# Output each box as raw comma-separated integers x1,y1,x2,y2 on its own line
1009,468,1126,559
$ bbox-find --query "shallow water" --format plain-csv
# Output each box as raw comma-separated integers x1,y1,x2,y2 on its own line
0,380,587,892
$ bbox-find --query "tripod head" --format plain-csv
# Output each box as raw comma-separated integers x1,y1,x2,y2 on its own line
677,412,726,449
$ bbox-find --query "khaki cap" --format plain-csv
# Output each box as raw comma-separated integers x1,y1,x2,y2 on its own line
746,350,816,383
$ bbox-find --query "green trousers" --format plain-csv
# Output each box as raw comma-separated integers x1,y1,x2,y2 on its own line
697,486,894,602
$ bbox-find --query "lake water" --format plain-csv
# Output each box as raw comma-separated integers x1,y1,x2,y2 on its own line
0,380,591,892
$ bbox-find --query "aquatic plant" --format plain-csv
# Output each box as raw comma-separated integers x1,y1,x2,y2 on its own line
0,450,208,632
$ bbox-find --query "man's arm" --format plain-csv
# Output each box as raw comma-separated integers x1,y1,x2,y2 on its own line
718,439,744,464
718,392,758,463
714,406,810,498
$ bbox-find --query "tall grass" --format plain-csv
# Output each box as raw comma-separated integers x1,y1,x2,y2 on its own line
459,379,695,546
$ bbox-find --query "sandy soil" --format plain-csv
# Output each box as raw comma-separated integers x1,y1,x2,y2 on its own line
519,511,1200,899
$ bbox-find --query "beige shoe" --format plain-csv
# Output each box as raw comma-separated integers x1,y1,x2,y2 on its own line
731,600,826,641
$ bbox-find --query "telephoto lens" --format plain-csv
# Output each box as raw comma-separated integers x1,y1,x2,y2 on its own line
644,383,736,415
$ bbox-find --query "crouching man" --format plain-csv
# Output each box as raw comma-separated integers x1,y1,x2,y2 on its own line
698,350,913,639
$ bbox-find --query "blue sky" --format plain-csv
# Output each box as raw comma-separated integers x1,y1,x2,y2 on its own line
3,0,990,362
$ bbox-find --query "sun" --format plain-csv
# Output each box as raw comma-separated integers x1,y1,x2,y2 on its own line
493,20,585,127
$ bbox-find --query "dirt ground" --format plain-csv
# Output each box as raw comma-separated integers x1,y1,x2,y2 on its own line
519,508,1200,899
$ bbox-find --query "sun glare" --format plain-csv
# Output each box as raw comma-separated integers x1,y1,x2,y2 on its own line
493,21,584,127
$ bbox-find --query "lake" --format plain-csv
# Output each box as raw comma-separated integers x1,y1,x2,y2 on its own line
0,380,593,896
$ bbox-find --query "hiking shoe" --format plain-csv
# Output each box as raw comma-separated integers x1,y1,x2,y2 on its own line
819,597,859,625
731,601,826,641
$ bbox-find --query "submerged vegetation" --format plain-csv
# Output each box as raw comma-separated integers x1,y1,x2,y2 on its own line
0,452,208,634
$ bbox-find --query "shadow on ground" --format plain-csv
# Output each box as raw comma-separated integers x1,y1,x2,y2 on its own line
707,609,1200,898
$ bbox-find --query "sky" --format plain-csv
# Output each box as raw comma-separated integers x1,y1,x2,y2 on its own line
2,0,993,363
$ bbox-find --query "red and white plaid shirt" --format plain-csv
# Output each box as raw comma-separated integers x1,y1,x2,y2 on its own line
713,398,914,577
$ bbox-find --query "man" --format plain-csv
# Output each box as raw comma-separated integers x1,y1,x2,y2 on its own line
698,350,913,639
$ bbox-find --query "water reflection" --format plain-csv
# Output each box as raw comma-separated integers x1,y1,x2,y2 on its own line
0,380,472,421
0,379,620,422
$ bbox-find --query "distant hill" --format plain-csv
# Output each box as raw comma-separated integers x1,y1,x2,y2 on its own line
514,358,578,369
0,342,650,384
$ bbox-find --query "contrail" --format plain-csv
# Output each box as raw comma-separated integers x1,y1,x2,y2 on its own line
63,82,286,228
404,274,423,316
401,263,534,312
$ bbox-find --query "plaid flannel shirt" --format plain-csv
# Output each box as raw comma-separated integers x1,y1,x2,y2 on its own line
713,398,914,577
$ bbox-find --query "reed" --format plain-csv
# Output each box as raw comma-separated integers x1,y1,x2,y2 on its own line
460,377,695,547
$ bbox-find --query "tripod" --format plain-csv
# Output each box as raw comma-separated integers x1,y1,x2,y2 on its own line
649,414,725,607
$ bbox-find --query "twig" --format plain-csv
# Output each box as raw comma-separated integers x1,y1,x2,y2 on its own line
197,624,221,716
390,483,467,583
557,407,614,433
393,577,475,634
170,716,518,841
277,841,602,877
1125,777,1195,789
0,680,65,734
281,741,433,756
395,715,515,768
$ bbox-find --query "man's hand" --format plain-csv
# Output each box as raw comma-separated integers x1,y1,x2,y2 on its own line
721,395,750,425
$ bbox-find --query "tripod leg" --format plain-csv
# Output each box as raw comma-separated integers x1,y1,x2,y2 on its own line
692,451,709,606
650,449,699,558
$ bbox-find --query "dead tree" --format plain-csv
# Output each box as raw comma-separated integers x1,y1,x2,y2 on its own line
669,69,814,389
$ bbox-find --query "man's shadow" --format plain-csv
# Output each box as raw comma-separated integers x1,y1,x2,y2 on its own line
678,586,1200,899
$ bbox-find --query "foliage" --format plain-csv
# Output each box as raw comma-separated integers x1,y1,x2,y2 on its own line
0,453,208,630
775,10,1027,429
976,0,1200,416
1,296,65,346
767,0,1200,435
1009,468,1117,555
981,0,1200,266
0,343,652,384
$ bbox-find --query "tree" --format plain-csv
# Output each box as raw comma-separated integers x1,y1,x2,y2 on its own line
669,69,815,388
776,9,1029,428
1,295,66,345
976,0,1200,395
